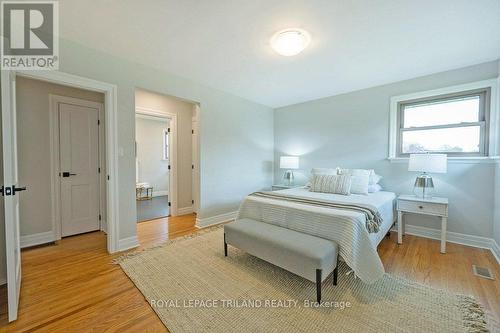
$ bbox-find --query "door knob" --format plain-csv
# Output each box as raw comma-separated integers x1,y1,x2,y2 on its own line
12,186,27,194
0,185,27,196
62,172,77,177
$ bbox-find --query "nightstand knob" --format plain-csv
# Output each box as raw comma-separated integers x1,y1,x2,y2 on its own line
418,205,423,209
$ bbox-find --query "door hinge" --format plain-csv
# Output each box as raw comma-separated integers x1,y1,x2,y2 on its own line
98,119,100,125
98,167,101,173
192,164,194,169
168,165,171,170
107,175,110,180
168,128,171,133
192,199,194,204
168,202,171,207
99,214,101,221
192,129,194,134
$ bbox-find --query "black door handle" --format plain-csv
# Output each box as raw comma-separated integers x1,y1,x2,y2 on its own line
0,185,27,196
12,186,27,194
62,172,77,177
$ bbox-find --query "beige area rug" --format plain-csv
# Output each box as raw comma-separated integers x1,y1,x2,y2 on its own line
116,226,489,333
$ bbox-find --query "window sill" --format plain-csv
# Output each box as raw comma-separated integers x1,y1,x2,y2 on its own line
387,156,500,164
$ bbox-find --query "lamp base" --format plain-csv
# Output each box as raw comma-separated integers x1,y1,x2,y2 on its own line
413,173,434,199
283,170,294,186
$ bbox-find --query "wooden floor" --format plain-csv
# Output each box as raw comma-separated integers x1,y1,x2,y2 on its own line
1,215,499,332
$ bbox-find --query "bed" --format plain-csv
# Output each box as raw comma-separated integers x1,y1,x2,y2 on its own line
236,187,396,284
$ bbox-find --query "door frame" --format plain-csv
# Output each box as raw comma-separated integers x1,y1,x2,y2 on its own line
49,95,105,240
192,104,200,214
15,70,120,253
135,107,178,216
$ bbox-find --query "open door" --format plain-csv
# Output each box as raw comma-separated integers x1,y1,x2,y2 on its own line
1,70,24,322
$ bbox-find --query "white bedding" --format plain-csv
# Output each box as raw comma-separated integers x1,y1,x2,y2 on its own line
277,187,396,247
237,187,396,283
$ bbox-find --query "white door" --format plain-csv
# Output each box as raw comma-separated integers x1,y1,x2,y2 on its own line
1,70,23,322
59,102,100,237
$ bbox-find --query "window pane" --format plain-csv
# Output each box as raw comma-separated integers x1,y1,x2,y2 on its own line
402,126,481,154
403,96,480,128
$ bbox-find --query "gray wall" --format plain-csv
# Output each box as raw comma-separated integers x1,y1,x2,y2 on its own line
0,39,274,283
135,89,195,209
135,117,170,194
0,39,273,280
58,38,274,240
274,61,500,238
494,60,500,246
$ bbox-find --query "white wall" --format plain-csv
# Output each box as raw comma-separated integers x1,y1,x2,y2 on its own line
135,116,170,195
135,89,195,209
274,60,499,239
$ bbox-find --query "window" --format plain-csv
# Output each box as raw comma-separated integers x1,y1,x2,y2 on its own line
163,128,169,160
396,88,491,157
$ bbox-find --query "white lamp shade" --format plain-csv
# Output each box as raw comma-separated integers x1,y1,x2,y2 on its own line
408,154,447,173
280,156,299,169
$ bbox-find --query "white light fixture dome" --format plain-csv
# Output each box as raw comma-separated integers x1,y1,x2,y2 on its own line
270,28,311,56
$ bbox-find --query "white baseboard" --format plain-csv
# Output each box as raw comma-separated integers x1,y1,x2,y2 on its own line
153,190,168,197
492,240,500,264
118,236,139,251
196,211,237,228
178,206,194,215
20,231,55,248
393,224,500,264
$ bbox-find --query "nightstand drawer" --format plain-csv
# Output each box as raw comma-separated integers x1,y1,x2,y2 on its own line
397,199,447,216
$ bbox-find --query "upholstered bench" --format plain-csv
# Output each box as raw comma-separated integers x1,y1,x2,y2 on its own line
224,218,339,302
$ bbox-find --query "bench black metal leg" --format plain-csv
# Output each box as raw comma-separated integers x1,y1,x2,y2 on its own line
224,233,227,257
316,269,322,303
333,254,338,286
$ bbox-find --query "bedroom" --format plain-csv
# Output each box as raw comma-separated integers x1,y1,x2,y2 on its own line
0,1,499,332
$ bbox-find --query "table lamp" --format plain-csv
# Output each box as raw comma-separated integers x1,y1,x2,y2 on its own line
280,156,299,186
408,153,447,199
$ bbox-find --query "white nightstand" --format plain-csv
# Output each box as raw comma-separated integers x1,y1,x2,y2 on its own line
397,195,449,253
271,184,303,191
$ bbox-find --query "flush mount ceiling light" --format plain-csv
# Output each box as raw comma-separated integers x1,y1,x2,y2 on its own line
270,28,311,56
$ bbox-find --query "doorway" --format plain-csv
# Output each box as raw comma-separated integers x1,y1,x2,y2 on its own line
0,70,120,321
134,88,200,227
135,112,172,222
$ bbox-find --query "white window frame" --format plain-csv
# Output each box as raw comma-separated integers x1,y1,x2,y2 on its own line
389,79,499,162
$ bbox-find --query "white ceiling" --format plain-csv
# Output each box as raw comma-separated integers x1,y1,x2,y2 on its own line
59,0,500,108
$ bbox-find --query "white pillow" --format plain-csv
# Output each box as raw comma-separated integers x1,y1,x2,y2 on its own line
369,173,382,185
339,168,381,185
310,174,351,195
306,168,339,188
311,167,338,175
338,169,370,195
368,183,382,193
